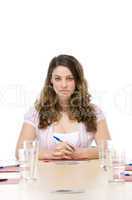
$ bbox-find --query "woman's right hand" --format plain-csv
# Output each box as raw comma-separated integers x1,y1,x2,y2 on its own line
51,142,75,160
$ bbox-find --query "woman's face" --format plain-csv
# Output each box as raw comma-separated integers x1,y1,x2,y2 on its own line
51,66,76,101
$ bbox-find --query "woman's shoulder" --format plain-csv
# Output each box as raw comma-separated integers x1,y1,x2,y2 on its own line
24,106,39,116
24,106,39,128
91,104,105,122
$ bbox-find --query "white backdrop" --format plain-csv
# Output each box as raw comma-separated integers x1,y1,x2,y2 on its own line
0,0,132,160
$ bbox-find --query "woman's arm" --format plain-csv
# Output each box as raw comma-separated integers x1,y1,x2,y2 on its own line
94,119,111,142
16,123,55,160
16,123,74,160
71,119,111,160
71,147,99,160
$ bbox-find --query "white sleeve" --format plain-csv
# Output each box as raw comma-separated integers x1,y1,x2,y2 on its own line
94,105,105,122
24,107,39,128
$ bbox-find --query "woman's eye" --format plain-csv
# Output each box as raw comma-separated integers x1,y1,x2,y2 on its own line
67,77,74,80
54,77,74,81
55,77,60,80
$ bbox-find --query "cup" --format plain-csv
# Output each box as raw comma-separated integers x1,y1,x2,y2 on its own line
97,140,112,169
18,140,39,181
106,147,126,183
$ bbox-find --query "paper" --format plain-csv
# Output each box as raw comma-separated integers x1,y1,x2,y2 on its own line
0,160,19,168
0,178,20,185
0,166,20,173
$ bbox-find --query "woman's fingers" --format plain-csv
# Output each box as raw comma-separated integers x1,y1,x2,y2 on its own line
53,149,72,156
63,155,72,160
65,142,75,152
52,142,75,160
55,142,75,152
51,151,63,159
52,150,72,160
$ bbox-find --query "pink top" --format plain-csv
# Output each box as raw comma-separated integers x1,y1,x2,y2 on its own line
24,105,105,150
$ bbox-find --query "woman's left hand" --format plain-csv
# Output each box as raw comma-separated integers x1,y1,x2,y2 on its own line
52,142,75,159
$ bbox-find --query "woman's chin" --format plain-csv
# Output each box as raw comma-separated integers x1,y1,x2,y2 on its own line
58,94,70,101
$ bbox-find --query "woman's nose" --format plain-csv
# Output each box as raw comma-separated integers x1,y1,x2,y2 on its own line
61,80,67,87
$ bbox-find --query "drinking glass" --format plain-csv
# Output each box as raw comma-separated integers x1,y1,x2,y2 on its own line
97,140,112,169
106,147,126,183
18,140,39,181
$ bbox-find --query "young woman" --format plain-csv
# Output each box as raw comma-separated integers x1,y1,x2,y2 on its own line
16,54,110,160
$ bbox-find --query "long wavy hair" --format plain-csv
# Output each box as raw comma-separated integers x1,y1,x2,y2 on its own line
35,54,97,132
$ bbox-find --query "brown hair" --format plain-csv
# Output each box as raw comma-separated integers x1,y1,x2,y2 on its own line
35,54,97,132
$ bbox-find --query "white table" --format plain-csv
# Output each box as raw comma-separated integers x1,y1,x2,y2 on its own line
0,160,132,200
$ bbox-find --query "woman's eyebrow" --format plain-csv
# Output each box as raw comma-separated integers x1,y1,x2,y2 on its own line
54,74,61,77
54,74,73,77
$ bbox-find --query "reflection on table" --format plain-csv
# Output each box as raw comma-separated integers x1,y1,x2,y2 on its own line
0,160,132,200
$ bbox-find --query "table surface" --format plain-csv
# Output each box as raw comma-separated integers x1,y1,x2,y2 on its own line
0,159,132,200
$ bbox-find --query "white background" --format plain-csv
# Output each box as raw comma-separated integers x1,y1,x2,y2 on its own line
0,0,132,160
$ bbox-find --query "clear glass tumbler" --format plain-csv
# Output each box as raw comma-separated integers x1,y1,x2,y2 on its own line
18,140,39,181
106,147,126,183
97,140,112,169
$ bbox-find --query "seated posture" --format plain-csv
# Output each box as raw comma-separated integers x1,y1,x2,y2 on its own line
16,54,110,160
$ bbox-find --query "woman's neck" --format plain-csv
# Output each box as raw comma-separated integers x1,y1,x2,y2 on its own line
59,99,69,112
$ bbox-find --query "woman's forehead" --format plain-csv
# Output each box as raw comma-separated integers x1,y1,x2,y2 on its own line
52,65,73,76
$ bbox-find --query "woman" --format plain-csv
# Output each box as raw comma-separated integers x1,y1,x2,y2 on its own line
16,54,110,160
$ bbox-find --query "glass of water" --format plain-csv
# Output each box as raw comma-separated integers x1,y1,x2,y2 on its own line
106,147,126,183
18,140,39,181
97,140,112,169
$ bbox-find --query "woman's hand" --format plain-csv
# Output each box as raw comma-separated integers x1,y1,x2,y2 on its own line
51,142,75,160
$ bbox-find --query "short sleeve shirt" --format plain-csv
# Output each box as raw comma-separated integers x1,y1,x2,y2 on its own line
24,105,105,150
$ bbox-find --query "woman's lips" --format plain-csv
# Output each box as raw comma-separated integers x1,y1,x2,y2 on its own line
60,90,69,92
